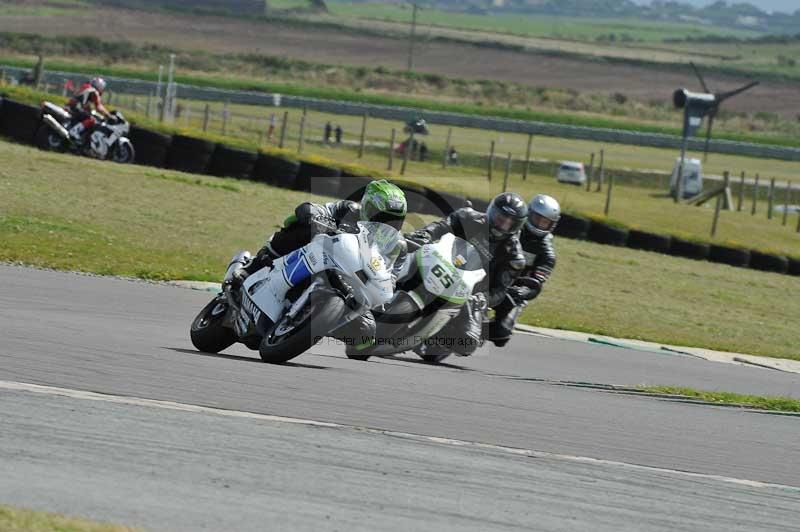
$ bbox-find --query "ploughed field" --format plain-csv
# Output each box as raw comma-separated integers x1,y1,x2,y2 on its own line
2,5,800,118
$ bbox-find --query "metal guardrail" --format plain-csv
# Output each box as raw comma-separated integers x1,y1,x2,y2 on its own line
9,65,800,162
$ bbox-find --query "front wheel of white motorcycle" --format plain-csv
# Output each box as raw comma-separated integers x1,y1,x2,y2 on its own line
190,297,237,353
259,293,346,364
111,141,135,164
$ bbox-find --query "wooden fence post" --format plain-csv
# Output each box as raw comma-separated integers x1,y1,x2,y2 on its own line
502,153,512,192
751,173,759,215
586,153,595,192
487,140,495,181
279,111,288,149
783,182,792,226
442,128,452,169
604,173,615,215
298,108,307,153
737,171,745,212
767,178,775,220
222,102,229,135
400,131,414,176
388,128,396,171
711,171,729,237
522,134,533,181
797,206,800,233
358,112,368,158
202,104,210,132
596,149,605,192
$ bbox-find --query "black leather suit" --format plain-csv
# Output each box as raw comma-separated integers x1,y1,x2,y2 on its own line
490,226,557,347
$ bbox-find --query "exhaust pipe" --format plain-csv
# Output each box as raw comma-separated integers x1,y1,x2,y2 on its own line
42,102,71,121
42,114,70,140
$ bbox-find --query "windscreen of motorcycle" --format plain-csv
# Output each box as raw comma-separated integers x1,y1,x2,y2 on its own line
355,221,402,307
417,233,486,305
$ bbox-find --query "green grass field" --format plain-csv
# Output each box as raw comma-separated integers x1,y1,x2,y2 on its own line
0,504,138,532
2,140,799,360
324,1,760,44
95,91,800,259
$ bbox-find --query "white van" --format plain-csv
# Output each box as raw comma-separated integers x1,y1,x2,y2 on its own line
669,157,703,199
556,161,586,185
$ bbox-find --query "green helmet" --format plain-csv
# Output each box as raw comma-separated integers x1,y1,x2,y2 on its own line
360,180,407,231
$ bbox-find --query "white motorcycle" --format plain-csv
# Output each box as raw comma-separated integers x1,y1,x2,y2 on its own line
190,220,401,364
350,233,486,363
38,101,135,163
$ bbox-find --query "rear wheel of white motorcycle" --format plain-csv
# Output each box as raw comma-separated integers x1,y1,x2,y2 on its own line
34,125,65,152
111,141,135,164
259,293,346,364
190,297,237,353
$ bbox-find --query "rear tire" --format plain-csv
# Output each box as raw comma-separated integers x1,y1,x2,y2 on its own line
190,297,237,353
34,125,65,152
259,292,346,364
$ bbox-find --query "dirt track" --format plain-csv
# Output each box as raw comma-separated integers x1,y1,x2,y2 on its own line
2,8,799,115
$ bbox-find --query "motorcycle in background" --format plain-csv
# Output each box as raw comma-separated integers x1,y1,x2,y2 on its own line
37,101,135,163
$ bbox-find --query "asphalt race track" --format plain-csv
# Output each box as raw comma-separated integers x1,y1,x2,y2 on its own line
1,265,799,531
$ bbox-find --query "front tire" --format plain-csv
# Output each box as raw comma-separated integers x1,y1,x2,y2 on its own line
111,141,135,164
190,297,237,353
259,292,347,364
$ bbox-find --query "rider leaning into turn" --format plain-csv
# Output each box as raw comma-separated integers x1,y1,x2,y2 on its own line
405,192,528,357
238,179,408,356
489,194,559,347
67,77,110,145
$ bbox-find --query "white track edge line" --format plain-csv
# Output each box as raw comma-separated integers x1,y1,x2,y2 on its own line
2,379,797,493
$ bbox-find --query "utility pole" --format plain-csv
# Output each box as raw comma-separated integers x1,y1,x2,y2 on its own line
407,3,418,72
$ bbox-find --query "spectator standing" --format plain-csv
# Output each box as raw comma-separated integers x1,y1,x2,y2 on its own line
324,121,332,144
449,146,459,166
335,124,343,145
267,113,276,141
419,142,428,162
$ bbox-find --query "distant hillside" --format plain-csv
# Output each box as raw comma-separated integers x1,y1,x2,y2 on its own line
342,0,799,33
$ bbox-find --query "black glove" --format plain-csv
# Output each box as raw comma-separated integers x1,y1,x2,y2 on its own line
405,230,432,247
309,215,338,235
509,277,542,305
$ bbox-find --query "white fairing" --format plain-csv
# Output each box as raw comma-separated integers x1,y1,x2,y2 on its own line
418,233,485,305
242,222,398,322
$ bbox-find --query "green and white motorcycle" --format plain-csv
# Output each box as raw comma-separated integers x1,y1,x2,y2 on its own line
350,232,486,363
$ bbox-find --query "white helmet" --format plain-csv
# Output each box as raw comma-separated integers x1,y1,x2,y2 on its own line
526,194,560,237
90,77,107,94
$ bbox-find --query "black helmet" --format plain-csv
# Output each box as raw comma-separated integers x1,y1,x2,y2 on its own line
486,193,527,241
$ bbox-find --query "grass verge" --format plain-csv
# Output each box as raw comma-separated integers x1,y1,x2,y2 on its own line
0,504,139,532
637,386,800,413
1,140,799,360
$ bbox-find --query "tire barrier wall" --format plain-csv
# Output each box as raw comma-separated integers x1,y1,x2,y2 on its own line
167,135,216,175
8,65,800,162
128,126,171,168
207,145,258,180
0,99,41,144
3,94,797,278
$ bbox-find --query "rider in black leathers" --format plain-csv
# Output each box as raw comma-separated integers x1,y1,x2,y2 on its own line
406,193,528,356
489,194,559,347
